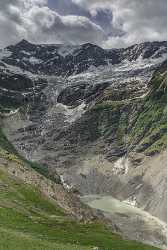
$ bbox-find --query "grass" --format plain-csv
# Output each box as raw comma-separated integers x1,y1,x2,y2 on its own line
90,70,167,156
0,80,162,250
129,72,167,155
0,156,160,250
93,101,123,112
0,151,161,249
0,128,60,183
22,159,60,183
0,128,18,154
0,228,90,250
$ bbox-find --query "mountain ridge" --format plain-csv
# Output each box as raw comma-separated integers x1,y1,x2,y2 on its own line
1,39,167,76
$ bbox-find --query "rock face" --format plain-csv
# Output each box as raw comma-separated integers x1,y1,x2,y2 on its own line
1,40,167,226
0,69,46,107
57,82,110,106
1,39,167,76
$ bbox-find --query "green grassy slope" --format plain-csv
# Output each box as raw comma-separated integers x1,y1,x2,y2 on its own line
89,66,167,157
0,167,159,250
0,124,159,250
129,71,167,155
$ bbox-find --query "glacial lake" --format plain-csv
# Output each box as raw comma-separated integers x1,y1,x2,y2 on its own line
81,194,167,250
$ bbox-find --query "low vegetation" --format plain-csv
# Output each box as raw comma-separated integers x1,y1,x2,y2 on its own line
0,118,160,250
130,72,167,155
91,70,167,156
0,167,159,250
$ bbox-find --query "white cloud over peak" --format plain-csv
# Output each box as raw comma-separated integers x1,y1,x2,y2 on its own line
0,0,105,47
0,0,167,48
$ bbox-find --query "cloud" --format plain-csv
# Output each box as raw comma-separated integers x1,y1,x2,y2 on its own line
48,0,90,17
0,0,105,47
72,0,167,48
0,0,167,49
29,8,105,44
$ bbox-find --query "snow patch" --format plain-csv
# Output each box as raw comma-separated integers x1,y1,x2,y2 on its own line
0,108,19,117
23,56,43,65
58,45,80,58
123,196,137,207
112,157,129,175
21,50,31,56
29,56,42,64
0,49,12,60
56,102,86,123
60,175,73,191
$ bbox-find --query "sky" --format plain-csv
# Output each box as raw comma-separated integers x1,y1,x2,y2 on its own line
0,0,167,48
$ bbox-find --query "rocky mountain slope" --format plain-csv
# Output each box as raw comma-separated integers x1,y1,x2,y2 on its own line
1,39,167,77
0,113,161,250
1,40,167,248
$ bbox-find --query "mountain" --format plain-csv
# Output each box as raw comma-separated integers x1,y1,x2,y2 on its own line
1,40,167,249
0,102,160,250
1,39,167,77
2,124,160,250
0,39,167,108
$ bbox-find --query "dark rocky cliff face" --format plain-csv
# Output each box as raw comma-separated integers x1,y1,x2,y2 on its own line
0,68,47,107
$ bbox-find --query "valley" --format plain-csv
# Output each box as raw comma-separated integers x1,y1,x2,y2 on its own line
1,39,167,249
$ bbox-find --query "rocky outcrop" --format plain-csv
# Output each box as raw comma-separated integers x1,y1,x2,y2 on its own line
57,82,110,106
0,66,47,107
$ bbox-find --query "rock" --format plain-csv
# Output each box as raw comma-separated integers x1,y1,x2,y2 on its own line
1,40,167,76
57,82,110,106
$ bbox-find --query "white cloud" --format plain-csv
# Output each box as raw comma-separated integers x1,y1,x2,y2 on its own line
0,0,167,49
72,0,167,48
0,0,105,47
